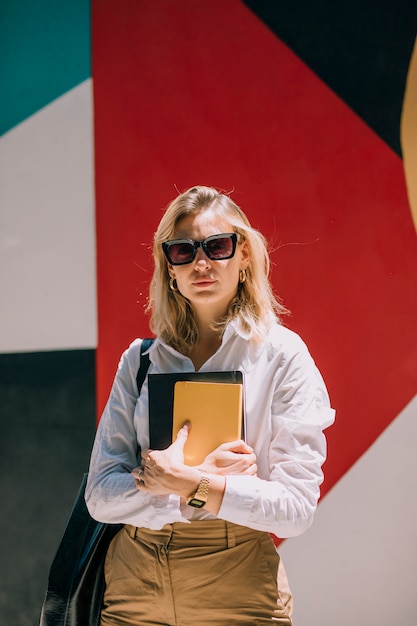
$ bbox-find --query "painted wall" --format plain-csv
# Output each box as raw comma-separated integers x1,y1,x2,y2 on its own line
1,2,416,624
0,3,96,626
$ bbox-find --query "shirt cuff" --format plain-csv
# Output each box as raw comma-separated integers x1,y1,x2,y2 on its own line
217,475,259,526
147,494,190,530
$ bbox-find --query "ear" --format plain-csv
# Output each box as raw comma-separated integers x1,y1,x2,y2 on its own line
239,240,250,270
167,264,176,278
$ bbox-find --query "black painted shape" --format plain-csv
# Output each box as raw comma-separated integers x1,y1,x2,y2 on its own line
0,349,97,626
243,0,417,155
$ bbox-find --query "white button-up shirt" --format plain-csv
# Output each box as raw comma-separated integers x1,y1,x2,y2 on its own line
86,321,335,538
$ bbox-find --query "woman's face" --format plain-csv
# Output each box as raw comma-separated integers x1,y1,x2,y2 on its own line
167,209,249,320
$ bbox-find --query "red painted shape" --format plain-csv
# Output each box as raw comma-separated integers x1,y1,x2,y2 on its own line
92,0,417,497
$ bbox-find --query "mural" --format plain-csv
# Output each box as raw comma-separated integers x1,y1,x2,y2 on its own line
1,2,416,624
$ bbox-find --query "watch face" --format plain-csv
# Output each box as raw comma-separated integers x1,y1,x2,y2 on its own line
187,497,206,508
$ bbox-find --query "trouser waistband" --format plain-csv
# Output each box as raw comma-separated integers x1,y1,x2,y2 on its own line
125,519,266,549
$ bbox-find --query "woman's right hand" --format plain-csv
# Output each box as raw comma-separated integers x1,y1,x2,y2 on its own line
197,440,257,476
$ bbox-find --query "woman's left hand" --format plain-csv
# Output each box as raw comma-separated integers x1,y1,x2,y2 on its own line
198,440,257,476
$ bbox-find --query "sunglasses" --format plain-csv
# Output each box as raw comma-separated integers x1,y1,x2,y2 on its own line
162,233,238,266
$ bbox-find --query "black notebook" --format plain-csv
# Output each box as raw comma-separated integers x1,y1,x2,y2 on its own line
148,371,244,455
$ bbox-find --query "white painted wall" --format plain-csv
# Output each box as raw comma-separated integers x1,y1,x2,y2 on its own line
280,394,417,626
0,80,96,352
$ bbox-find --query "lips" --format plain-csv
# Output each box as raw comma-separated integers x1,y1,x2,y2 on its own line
192,278,216,287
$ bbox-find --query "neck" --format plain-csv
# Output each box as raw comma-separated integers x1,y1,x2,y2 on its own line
187,311,224,370
188,330,222,370
192,300,228,330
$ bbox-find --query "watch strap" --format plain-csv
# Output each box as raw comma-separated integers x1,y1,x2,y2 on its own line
187,475,210,508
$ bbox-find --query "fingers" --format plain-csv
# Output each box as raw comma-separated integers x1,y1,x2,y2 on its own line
170,420,190,449
217,440,254,454
177,420,191,438
132,466,146,489
132,466,144,480
134,422,190,491
218,449,256,466
245,462,258,476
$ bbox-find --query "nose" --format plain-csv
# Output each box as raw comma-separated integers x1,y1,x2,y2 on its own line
194,246,211,269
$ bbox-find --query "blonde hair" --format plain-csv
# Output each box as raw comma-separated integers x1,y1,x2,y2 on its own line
147,186,286,352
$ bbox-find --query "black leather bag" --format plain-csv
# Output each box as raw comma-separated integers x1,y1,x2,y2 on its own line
39,474,122,626
39,339,154,626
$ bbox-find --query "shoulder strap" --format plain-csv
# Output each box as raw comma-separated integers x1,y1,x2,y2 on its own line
136,338,154,394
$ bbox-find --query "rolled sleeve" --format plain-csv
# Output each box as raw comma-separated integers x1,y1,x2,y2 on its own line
85,340,187,529
218,328,335,538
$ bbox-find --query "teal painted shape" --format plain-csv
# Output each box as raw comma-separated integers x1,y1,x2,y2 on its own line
0,0,90,136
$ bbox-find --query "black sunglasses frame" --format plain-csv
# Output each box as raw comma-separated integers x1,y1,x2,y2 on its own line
162,233,238,266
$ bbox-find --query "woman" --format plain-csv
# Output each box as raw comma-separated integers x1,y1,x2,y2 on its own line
85,186,335,625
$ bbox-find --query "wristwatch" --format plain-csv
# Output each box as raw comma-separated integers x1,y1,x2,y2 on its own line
187,475,210,508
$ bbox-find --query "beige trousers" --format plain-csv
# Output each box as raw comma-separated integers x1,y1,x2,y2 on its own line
101,519,293,626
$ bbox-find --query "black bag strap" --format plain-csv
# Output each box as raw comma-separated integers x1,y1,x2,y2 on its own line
136,337,154,394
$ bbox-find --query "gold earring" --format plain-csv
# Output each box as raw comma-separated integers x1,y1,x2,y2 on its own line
239,269,246,283
169,277,178,291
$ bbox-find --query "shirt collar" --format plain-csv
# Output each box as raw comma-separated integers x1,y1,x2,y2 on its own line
146,318,251,357
222,318,252,342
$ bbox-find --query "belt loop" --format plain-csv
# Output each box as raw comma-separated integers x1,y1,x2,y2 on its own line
126,524,137,539
226,521,236,548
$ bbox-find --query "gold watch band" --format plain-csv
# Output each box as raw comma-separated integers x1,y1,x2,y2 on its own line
187,475,210,508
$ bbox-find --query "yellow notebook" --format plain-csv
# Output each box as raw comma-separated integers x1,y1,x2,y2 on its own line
172,381,243,465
